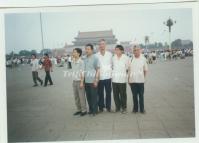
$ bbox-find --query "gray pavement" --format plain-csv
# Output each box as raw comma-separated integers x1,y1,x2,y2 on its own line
6,57,195,142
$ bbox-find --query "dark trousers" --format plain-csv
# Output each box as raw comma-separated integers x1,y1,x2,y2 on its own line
85,83,98,114
44,71,53,86
98,79,112,110
32,71,42,85
130,83,145,112
112,82,127,110
68,62,72,69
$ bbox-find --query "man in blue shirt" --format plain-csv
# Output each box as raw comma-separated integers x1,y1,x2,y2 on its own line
84,44,100,116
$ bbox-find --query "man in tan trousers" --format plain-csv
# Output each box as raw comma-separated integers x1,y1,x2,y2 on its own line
71,48,87,116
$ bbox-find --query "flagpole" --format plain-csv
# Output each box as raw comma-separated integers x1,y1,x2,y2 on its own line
40,12,45,56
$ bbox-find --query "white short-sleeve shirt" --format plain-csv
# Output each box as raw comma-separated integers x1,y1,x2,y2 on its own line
96,51,113,80
112,54,129,83
129,55,148,83
31,59,39,71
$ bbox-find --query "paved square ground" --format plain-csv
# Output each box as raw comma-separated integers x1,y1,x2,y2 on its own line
6,57,195,142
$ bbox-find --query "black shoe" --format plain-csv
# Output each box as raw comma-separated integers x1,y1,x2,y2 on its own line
132,110,138,114
40,80,43,86
115,108,120,112
121,109,127,114
88,111,92,115
43,85,47,87
107,109,113,112
33,84,38,87
50,83,53,85
80,112,87,116
73,111,81,116
140,110,146,114
132,108,138,113
98,109,103,113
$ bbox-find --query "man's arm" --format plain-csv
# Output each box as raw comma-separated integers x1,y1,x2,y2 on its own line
144,70,147,78
80,72,84,88
94,57,100,85
127,58,131,83
80,61,85,88
95,67,100,82
50,60,53,72
41,59,45,69
93,67,100,87
144,58,148,78
36,60,40,71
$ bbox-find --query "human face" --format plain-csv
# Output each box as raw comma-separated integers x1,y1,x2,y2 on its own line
99,40,106,52
32,55,36,59
85,46,93,56
115,48,123,57
72,50,79,58
133,47,141,58
44,55,48,59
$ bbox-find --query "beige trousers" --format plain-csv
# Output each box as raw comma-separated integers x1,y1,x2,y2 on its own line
73,80,87,112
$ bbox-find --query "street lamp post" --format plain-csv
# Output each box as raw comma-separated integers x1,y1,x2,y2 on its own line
144,35,149,53
163,17,176,51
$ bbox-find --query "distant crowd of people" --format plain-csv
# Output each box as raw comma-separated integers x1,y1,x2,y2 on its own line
6,46,193,69
144,48,193,64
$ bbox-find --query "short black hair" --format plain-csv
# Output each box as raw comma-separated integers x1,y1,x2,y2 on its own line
44,53,49,57
85,43,94,50
31,53,36,58
73,48,82,57
115,45,124,51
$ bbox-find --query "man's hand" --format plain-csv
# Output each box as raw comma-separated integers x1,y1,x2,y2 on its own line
80,81,84,89
93,80,98,88
128,78,131,84
40,65,43,70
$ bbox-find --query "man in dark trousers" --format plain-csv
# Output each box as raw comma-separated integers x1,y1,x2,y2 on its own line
95,39,113,112
84,44,100,116
30,54,43,87
42,53,53,87
112,45,129,114
128,45,148,114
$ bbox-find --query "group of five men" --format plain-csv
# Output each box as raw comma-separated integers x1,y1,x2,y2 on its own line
71,39,148,117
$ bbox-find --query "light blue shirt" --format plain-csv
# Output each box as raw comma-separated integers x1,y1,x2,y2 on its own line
84,54,99,83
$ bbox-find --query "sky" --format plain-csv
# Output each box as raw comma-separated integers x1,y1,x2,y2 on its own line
5,7,192,54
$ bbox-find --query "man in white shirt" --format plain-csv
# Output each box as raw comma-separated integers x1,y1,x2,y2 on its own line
112,45,129,114
30,54,43,87
128,45,148,114
96,39,113,112
152,51,157,63
68,55,72,69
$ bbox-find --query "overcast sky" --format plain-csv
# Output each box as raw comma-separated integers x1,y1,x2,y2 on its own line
5,7,192,54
